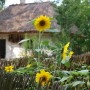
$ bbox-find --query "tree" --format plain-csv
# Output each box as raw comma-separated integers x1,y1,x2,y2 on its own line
55,0,90,54
0,0,5,10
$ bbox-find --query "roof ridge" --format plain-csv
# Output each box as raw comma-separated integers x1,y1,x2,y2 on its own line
8,1,51,7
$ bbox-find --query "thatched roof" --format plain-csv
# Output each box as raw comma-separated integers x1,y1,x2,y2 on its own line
0,2,59,34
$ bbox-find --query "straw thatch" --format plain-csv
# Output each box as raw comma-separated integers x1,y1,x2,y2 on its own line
0,2,59,33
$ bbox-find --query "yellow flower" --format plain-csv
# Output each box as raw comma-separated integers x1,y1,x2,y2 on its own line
34,15,51,32
5,65,14,72
62,53,67,60
36,69,52,86
62,42,70,60
68,51,74,58
63,42,70,53
26,64,32,68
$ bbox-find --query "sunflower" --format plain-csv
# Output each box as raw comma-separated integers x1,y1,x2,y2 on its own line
36,69,52,86
34,15,51,32
68,51,74,58
62,42,74,60
62,42,70,60
63,42,70,53
62,53,67,60
5,65,14,72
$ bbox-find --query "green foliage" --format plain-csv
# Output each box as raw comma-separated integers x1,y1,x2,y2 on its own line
23,34,31,50
0,57,90,90
1,10,90,89
55,0,90,54
0,0,5,10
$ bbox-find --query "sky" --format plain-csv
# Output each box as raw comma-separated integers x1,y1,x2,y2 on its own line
5,0,63,6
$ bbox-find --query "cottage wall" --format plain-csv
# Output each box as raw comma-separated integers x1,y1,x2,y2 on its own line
0,33,53,59
0,34,24,59
6,41,24,59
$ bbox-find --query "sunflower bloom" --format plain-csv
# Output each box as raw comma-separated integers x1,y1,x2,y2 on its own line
63,42,70,53
68,51,74,58
36,69,52,86
5,65,14,72
62,53,67,60
62,42,70,60
62,42,74,60
34,15,51,32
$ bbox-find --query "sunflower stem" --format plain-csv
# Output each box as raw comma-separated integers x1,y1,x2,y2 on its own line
39,32,41,49
37,32,42,67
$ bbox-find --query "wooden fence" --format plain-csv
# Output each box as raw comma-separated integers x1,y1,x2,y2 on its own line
0,53,90,90
0,58,28,70
0,72,35,90
0,58,36,90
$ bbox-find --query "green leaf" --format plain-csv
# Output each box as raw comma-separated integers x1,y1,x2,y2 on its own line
28,19,35,25
71,71,79,76
61,70,70,75
61,60,66,64
60,76,70,82
61,56,70,64
66,56,70,61
42,40,49,46
64,62,70,68
78,70,89,75
14,67,27,74
72,81,85,87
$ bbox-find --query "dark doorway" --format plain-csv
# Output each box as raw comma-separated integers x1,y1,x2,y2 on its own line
0,39,6,58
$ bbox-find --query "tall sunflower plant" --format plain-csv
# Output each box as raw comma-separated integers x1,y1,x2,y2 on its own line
31,15,53,64
31,15,74,68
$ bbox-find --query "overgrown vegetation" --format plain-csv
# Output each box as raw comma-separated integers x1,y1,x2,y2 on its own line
0,0,5,10
0,1,90,90
55,0,90,54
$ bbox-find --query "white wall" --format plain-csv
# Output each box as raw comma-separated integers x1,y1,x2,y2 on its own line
6,41,25,59
0,33,53,59
0,34,25,59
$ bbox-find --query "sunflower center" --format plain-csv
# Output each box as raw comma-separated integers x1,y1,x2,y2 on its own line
41,76,47,82
39,20,45,26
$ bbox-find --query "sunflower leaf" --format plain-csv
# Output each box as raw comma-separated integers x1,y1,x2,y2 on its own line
28,19,35,25
72,81,85,87
60,76,70,82
78,70,89,75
